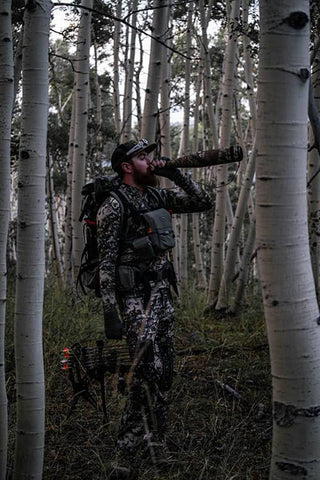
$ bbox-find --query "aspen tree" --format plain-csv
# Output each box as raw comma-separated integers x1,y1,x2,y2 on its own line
46,155,63,288
199,0,219,149
256,2,320,477
135,32,143,136
13,0,51,478
178,4,193,290
216,142,257,310
159,3,180,277
113,0,122,137
308,50,320,294
122,0,137,142
229,215,256,314
159,4,171,164
13,27,23,103
192,77,207,290
159,0,172,165
71,0,93,283
242,0,257,137
63,91,75,287
0,2,13,477
93,41,102,152
140,0,167,140
208,0,240,303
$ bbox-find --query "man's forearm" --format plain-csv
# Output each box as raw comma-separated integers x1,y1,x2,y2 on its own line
172,171,213,212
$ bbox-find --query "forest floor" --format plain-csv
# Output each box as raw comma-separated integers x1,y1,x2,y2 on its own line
5,281,271,480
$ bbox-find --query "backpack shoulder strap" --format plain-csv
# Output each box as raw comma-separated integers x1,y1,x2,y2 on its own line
108,189,126,230
145,186,166,209
107,189,135,245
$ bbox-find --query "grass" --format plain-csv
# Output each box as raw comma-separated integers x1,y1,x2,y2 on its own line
5,280,272,479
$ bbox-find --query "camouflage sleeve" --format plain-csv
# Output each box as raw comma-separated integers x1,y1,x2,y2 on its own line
159,171,213,214
96,196,122,311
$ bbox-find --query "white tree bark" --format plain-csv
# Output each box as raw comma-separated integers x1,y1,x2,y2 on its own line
113,0,122,137
93,40,102,152
199,0,219,149
208,0,240,302
13,26,23,105
178,5,193,290
229,216,256,314
122,0,137,142
13,1,51,478
140,0,168,140
0,2,13,477
71,0,93,284
308,50,320,295
256,2,320,478
135,32,144,137
192,77,207,290
242,0,257,138
216,141,257,309
63,90,75,288
47,155,63,287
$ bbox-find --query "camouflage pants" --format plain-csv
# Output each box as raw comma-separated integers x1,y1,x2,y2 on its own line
117,282,175,457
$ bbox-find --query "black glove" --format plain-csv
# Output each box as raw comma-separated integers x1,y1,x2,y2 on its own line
104,308,125,339
154,156,181,182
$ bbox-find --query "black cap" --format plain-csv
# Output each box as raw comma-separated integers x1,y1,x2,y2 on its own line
111,139,156,172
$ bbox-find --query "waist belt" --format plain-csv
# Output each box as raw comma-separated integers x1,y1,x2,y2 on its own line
117,261,178,295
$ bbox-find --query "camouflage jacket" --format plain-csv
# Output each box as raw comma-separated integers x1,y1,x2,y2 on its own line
96,173,212,312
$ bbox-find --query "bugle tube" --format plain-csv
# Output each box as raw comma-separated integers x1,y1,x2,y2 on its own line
166,146,243,168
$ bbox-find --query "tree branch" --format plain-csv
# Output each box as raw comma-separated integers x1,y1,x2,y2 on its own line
52,2,195,60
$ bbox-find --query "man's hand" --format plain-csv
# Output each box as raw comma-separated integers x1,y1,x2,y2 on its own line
148,156,167,172
104,308,125,340
152,156,181,181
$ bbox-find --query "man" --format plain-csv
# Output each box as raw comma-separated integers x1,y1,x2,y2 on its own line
97,138,212,477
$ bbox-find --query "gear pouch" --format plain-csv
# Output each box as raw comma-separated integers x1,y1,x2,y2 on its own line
142,208,175,251
117,265,137,292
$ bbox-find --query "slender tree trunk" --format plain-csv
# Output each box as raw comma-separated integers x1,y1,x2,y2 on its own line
199,0,219,149
159,15,171,163
113,0,122,137
229,216,256,314
216,141,257,309
46,154,63,288
13,26,23,105
192,77,207,289
93,41,102,152
308,49,320,295
135,32,143,136
0,2,13,477
257,2,320,478
242,0,257,139
208,0,240,303
140,0,168,140
71,0,93,284
159,1,172,167
178,5,193,290
13,1,51,478
122,0,137,142
63,90,75,288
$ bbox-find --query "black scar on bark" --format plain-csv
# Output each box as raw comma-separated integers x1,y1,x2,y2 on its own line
25,0,37,12
274,401,320,427
285,11,309,29
20,151,30,160
275,462,307,476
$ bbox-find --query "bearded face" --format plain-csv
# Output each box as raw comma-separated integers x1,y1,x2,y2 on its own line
129,152,159,187
132,167,158,187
